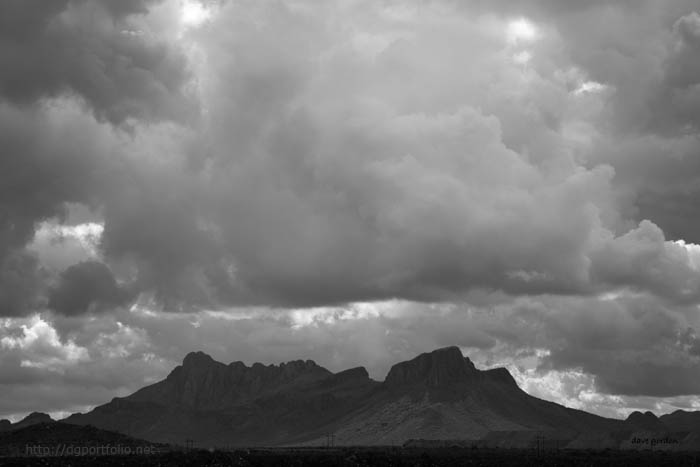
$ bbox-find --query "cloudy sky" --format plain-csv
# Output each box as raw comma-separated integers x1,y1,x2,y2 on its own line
1,0,700,421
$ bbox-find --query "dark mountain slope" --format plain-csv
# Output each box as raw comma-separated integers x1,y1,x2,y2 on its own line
660,410,700,431
626,411,667,431
65,347,633,446
0,412,54,432
0,422,163,456
66,352,379,445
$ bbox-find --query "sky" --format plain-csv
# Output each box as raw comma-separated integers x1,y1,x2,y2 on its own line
1,0,700,421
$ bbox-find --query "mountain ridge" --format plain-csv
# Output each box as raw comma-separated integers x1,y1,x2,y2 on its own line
59,347,700,446
0,412,54,432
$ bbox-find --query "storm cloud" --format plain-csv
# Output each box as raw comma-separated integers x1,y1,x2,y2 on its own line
0,0,192,123
1,0,700,420
48,261,131,315
90,0,700,308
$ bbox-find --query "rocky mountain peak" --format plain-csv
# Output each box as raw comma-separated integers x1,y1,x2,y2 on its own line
384,346,478,388
626,410,666,430
142,352,335,410
21,412,52,422
626,410,658,421
324,367,371,387
279,359,321,374
14,412,53,429
182,351,217,368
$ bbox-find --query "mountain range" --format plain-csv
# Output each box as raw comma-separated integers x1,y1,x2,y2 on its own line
5,347,700,447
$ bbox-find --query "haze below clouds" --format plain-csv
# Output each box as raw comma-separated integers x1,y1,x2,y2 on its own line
1,0,700,420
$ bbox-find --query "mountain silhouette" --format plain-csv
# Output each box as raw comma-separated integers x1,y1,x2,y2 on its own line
62,347,698,446
0,412,54,432
658,410,700,431
625,411,666,431
0,422,161,451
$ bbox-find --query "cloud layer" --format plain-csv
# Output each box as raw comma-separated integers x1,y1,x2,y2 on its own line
0,0,699,420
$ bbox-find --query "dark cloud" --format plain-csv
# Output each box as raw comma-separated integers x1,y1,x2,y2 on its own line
90,0,160,18
0,103,103,254
0,99,120,316
0,0,194,316
678,327,700,357
655,11,700,132
98,1,595,307
22,0,680,313
459,1,700,245
0,0,193,124
4,0,699,312
589,221,700,304
515,2,700,244
547,348,700,398
0,251,45,317
48,261,130,315
0,96,126,314
0,0,69,40
528,295,700,398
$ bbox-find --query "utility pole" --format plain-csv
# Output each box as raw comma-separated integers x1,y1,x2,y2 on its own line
535,433,544,457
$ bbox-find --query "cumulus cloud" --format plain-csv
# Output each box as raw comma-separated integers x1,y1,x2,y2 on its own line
0,313,167,418
0,251,45,317
89,0,633,306
29,219,104,273
108,0,694,312
4,0,699,311
0,98,120,316
48,261,131,315
590,220,700,304
0,0,193,123
523,295,700,397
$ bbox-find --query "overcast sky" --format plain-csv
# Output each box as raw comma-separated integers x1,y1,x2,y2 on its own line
1,0,700,421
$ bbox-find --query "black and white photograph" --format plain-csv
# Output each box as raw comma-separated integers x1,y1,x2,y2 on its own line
1,0,700,465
